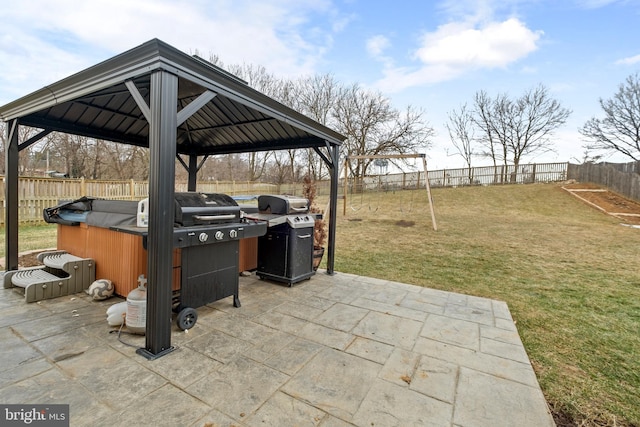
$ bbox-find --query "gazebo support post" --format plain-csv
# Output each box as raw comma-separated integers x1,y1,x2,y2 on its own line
326,143,340,275
137,70,178,360
187,154,198,191
4,119,19,271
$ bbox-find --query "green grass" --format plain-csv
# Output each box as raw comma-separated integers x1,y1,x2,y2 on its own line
0,223,57,266
335,184,640,426
2,184,639,425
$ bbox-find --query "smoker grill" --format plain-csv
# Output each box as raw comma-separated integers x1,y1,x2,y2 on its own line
250,195,316,286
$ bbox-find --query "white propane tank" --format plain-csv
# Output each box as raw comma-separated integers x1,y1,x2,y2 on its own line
126,275,147,334
137,198,149,227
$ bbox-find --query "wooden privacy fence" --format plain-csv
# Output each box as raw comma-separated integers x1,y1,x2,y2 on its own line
1,162,569,225
568,161,640,202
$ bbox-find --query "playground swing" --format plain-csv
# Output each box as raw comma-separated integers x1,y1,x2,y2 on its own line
349,184,364,211
399,184,415,213
348,178,379,212
343,154,437,231
400,172,425,213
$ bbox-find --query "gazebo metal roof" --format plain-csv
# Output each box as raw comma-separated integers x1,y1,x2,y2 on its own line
0,38,345,153
1,39,344,359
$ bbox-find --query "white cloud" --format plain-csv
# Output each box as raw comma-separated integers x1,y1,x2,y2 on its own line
416,18,541,68
374,17,542,92
0,0,344,104
366,35,391,58
615,54,640,65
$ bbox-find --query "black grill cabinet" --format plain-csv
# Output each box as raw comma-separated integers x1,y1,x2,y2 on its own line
257,219,315,285
255,195,316,286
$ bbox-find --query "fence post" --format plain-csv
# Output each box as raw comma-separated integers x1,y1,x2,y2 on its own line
531,163,537,183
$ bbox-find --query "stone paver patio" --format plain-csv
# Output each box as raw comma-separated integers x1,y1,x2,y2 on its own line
0,270,555,426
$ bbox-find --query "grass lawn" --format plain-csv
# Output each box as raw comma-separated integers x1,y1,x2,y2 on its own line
0,223,57,267
1,183,638,425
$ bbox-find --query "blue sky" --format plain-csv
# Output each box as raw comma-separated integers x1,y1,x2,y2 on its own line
1,0,639,169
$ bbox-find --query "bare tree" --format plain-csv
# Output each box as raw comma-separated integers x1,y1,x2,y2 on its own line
183,52,437,185
472,91,504,182
247,151,271,181
333,83,433,185
580,72,640,162
291,74,342,179
17,127,49,176
264,151,292,185
507,85,571,172
446,103,476,183
470,85,571,182
294,74,340,128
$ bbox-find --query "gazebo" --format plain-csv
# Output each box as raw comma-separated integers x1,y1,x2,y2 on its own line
0,39,345,359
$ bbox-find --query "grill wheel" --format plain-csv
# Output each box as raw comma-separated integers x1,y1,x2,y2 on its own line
176,307,198,330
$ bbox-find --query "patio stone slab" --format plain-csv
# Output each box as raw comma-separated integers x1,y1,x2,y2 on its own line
443,303,495,326
345,336,394,364
296,321,354,350
10,305,105,342
183,328,252,364
413,337,540,388
189,356,289,420
282,348,380,420
0,327,44,372
0,358,52,389
352,379,453,427
454,367,555,427
245,391,326,427
140,345,223,389
313,302,369,332
254,309,311,334
420,314,480,350
264,338,324,375
351,310,423,349
351,295,428,321
0,270,553,427
411,355,459,403
378,347,421,387
55,345,168,410
93,383,210,427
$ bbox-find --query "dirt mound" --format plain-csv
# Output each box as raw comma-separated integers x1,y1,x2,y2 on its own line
562,183,640,225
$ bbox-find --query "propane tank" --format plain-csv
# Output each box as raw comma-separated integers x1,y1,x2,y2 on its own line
126,275,147,334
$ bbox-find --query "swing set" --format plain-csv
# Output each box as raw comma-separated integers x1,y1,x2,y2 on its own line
342,154,438,231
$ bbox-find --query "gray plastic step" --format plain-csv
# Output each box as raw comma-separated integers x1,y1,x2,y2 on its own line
11,268,62,288
42,253,84,269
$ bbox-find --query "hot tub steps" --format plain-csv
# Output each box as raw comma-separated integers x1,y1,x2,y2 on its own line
3,251,95,303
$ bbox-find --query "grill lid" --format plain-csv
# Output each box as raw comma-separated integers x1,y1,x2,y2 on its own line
174,192,240,226
258,195,308,215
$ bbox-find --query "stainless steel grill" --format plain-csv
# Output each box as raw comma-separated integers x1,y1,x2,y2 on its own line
249,195,316,286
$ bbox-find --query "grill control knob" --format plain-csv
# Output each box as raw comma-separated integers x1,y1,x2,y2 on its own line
229,229,238,239
215,231,224,240
198,232,209,243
